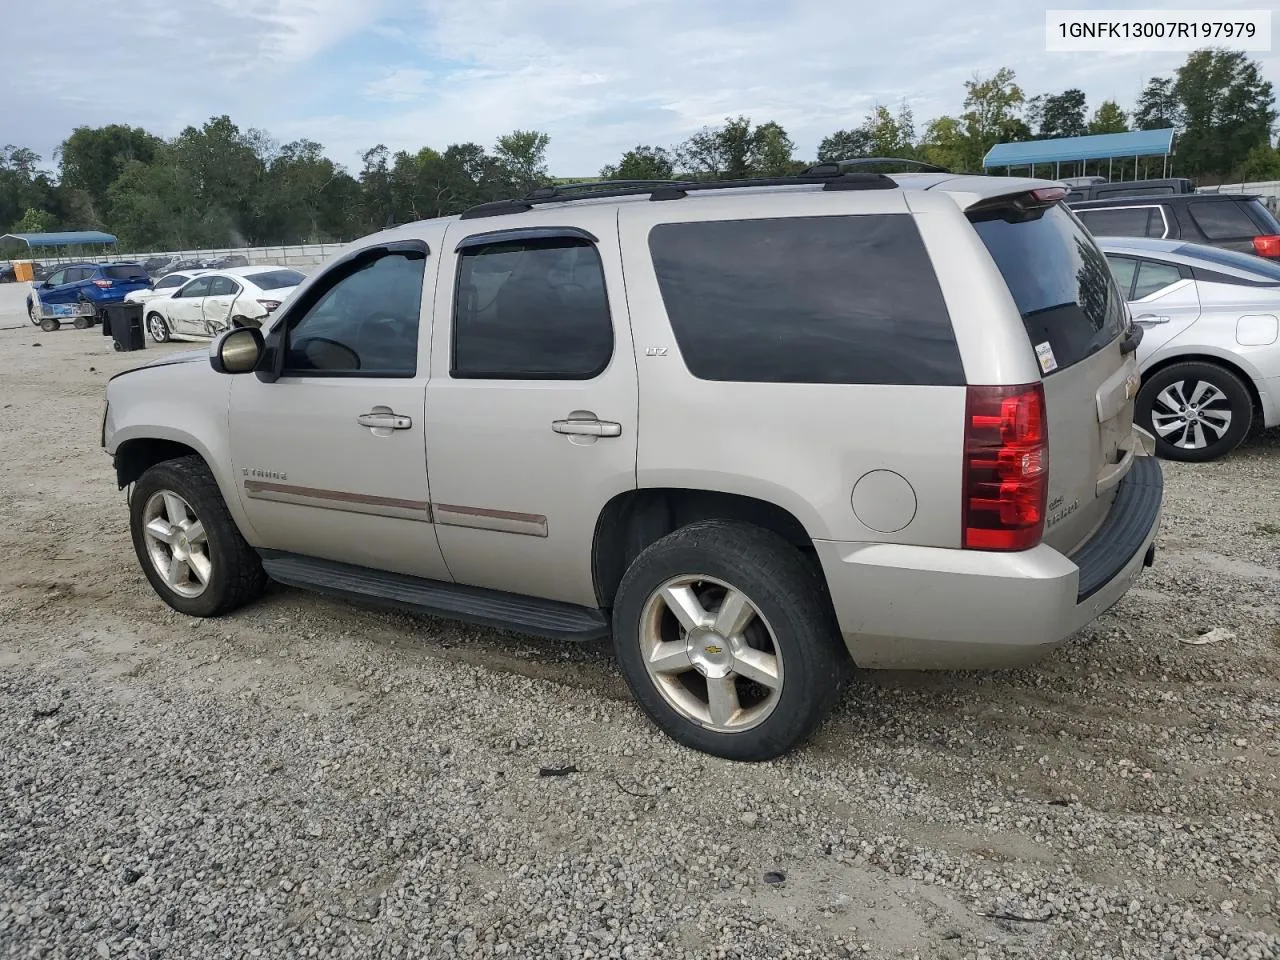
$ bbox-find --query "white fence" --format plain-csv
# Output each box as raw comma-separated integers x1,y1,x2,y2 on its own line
4,242,348,271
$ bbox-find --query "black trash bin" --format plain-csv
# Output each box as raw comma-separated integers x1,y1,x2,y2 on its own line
103,302,146,352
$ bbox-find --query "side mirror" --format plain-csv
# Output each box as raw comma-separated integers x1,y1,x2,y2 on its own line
209,327,264,375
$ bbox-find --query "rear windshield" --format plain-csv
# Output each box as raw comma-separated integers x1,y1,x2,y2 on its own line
246,269,304,290
971,204,1126,375
1173,242,1280,280
105,265,149,281
1244,197,1280,234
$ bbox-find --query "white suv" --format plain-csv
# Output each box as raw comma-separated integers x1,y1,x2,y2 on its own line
103,169,1163,760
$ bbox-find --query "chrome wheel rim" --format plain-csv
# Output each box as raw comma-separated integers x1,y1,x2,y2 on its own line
639,575,782,733
141,490,211,598
148,316,166,341
1151,379,1232,450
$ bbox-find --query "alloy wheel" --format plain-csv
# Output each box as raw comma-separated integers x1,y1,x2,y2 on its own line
638,575,783,733
1150,378,1232,451
140,490,212,598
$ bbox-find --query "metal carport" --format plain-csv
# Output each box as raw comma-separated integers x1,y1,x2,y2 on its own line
982,129,1177,180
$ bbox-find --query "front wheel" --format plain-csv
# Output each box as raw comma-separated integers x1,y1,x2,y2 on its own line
130,455,267,617
1137,361,1253,462
146,312,170,343
40,317,60,333
611,520,847,761
28,299,39,324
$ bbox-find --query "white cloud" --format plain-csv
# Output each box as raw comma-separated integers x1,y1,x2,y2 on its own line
364,68,436,103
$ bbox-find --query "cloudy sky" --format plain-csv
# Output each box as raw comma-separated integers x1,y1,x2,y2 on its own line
6,0,1278,176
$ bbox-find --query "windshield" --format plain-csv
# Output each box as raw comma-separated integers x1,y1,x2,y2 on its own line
971,204,1127,374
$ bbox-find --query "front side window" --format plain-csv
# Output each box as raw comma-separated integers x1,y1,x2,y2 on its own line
1132,261,1183,299
45,270,66,286
283,250,425,377
452,237,613,380
648,215,962,385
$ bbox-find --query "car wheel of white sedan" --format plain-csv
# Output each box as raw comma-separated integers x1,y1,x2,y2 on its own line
146,312,171,343
1136,361,1253,463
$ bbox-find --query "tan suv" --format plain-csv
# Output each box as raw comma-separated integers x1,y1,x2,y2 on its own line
103,169,1163,760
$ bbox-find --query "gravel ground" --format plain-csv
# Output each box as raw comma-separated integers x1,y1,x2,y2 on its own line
0,284,1278,960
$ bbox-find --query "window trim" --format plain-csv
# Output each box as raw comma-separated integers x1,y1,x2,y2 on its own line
449,234,615,382
258,238,430,383
454,225,599,252
1077,204,1170,239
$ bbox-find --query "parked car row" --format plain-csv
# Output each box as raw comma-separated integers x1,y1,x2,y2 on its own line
142,254,250,277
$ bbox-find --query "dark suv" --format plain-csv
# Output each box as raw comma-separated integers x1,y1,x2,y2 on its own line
1069,193,1280,262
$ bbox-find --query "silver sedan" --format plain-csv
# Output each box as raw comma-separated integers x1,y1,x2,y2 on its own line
1097,236,1280,462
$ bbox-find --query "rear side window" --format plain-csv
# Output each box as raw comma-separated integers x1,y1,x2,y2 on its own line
1132,261,1183,298
971,205,1126,375
1105,256,1138,298
1172,242,1280,280
1187,201,1261,240
647,215,963,385
1244,198,1280,234
1076,207,1162,238
105,265,148,281
452,237,613,380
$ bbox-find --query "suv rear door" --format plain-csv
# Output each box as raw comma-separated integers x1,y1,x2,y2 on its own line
969,201,1137,554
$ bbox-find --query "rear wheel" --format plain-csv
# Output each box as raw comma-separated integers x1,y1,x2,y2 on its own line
146,313,170,343
130,456,267,617
27,300,39,324
73,316,91,329
1137,361,1252,462
611,520,847,761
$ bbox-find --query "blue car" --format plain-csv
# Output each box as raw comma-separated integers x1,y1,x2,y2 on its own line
27,262,153,326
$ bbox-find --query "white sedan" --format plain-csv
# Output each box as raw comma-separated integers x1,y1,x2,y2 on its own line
124,269,210,307
142,267,306,343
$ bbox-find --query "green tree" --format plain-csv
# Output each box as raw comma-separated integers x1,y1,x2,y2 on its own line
600,145,675,180
816,128,872,162
0,146,58,235
675,116,798,179
11,206,51,233
919,115,972,171
1239,142,1280,181
493,129,551,194
1027,89,1087,139
1133,76,1181,130
1089,100,1129,134
961,68,1030,156
1173,49,1277,179
59,124,163,227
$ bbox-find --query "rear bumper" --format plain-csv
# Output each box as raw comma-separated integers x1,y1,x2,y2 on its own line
816,456,1163,670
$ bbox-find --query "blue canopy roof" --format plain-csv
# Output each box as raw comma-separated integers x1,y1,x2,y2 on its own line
983,128,1176,168
1,230,117,248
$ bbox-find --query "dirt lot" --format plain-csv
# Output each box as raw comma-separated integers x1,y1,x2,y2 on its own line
1,281,1278,960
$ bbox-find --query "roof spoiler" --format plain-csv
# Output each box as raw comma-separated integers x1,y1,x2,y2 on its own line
965,186,1069,223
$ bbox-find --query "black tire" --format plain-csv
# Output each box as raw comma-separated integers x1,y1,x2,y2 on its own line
146,312,170,343
28,300,39,325
73,316,91,329
129,455,267,617
611,520,847,761
1137,361,1253,463
40,318,59,333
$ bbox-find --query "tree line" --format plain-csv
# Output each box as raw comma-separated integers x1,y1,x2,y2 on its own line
2,48,1275,253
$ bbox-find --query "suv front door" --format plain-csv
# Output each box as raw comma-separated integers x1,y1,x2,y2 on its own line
226,239,451,581
425,214,638,606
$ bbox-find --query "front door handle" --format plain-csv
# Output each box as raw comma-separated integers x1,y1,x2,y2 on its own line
1134,314,1170,325
552,418,621,438
357,411,412,430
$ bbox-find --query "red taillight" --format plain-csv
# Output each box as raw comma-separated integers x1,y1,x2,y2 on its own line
1252,235,1280,258
257,299,281,313
962,383,1049,551
93,279,112,288
1030,186,1068,203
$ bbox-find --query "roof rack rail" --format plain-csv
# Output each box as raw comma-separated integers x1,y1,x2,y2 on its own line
459,170,899,220
802,157,951,176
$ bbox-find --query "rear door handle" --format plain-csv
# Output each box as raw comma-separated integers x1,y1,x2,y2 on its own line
552,418,621,437
357,412,412,430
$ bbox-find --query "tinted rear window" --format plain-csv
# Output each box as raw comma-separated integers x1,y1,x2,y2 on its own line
1076,207,1163,238
647,215,963,385
104,265,148,281
1187,201,1262,240
246,269,304,290
971,205,1126,374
